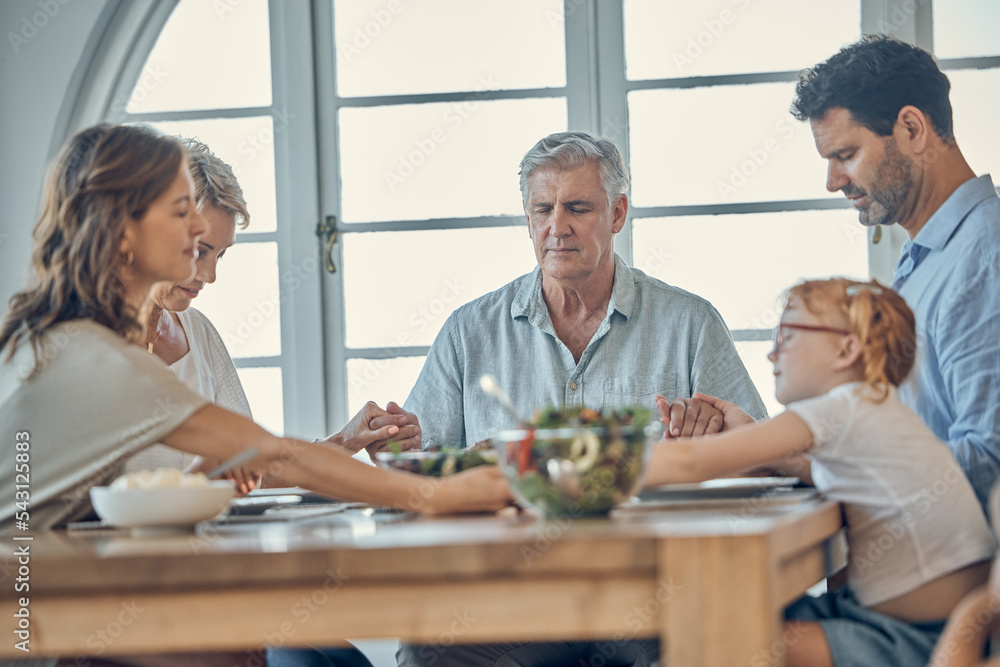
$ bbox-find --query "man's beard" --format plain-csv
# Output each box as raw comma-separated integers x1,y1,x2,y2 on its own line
845,139,914,227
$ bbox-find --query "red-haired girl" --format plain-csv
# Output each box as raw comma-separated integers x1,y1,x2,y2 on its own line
645,278,995,667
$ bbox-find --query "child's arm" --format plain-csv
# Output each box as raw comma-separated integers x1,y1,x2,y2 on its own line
643,412,814,487
655,392,759,439
759,453,815,486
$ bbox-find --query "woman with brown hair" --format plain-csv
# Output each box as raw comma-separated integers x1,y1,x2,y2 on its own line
123,136,257,483
0,123,511,535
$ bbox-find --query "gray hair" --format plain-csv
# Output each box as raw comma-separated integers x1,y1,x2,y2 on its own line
182,137,250,230
518,131,630,210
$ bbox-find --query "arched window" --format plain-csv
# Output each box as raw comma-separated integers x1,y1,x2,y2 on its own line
111,0,290,435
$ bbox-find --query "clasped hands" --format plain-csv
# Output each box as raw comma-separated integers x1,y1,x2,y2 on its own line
317,400,422,462
206,394,753,496
191,400,422,496
655,391,755,439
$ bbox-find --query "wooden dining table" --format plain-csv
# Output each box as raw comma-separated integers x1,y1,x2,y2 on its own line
1,489,843,666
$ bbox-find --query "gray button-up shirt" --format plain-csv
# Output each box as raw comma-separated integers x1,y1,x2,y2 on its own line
405,254,767,448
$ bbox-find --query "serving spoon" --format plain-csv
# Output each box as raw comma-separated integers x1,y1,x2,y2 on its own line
479,375,582,498
478,374,523,427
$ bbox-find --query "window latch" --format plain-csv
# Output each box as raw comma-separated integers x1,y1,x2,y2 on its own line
316,215,338,273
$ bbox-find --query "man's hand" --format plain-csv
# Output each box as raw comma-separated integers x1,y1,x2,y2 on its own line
319,401,421,462
655,394,724,438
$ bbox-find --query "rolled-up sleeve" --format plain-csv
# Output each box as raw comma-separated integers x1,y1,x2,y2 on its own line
934,256,1000,509
404,315,467,449
690,304,769,421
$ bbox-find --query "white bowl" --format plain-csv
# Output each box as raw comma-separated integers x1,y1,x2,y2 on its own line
90,480,234,528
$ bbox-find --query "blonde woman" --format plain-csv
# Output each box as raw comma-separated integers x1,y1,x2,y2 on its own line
128,139,418,494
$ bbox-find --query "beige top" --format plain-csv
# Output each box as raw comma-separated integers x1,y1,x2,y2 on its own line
0,320,208,531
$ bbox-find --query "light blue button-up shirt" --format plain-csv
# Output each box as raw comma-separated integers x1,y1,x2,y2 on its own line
893,174,1000,514
405,254,768,448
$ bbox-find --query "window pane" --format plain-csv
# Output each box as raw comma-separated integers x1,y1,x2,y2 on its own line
347,356,426,417
339,98,566,222
238,367,284,436
949,69,1000,181
342,227,538,348
736,341,781,418
125,0,271,114
150,117,278,234
629,84,831,206
334,0,565,97
933,1,1000,59
194,242,282,359
632,209,869,329
623,0,859,80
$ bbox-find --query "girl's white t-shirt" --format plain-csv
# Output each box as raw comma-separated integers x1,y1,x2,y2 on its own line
788,382,996,606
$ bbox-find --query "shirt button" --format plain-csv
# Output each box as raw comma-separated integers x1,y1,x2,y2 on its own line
570,382,578,390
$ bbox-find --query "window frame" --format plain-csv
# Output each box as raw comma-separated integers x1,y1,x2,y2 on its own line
315,0,587,426
78,0,998,431
106,0,329,437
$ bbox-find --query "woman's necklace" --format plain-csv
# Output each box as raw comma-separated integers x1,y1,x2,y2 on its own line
146,314,163,353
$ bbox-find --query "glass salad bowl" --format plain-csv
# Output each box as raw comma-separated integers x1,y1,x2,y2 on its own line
492,406,654,517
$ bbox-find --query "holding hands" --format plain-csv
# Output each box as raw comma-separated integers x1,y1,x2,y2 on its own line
655,392,756,439
319,400,422,462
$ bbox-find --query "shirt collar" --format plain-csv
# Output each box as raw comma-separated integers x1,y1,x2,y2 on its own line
907,174,997,252
511,253,636,323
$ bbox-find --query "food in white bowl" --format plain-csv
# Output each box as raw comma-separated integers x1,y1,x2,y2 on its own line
90,469,234,528
109,468,211,490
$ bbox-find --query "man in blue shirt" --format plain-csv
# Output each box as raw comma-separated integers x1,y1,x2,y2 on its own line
791,36,1000,516
404,131,767,453
398,131,767,667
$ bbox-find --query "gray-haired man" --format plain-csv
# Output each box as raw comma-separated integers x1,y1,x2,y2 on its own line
404,131,766,452
398,131,767,666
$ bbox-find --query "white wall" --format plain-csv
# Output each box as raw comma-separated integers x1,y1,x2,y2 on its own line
0,0,112,309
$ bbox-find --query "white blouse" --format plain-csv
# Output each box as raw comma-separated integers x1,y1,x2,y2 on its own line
125,308,252,473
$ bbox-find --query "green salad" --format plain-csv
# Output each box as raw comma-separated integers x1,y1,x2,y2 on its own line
498,405,651,516
377,443,497,477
